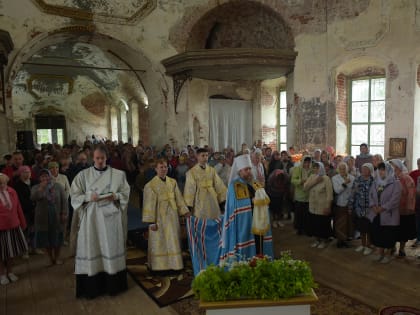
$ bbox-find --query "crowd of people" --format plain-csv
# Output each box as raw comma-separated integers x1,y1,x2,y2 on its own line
0,138,419,296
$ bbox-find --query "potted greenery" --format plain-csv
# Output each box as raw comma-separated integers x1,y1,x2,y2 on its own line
192,253,318,315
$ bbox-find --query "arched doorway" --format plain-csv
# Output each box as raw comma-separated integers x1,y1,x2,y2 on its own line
5,27,163,148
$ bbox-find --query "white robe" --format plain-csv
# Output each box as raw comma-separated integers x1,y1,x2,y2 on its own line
70,167,130,276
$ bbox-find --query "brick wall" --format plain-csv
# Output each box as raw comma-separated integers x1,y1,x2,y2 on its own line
336,73,347,124
417,65,420,88
336,67,386,125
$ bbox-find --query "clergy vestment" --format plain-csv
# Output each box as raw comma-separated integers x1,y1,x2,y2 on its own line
142,176,189,271
220,178,273,264
186,215,223,275
70,166,130,299
183,164,227,219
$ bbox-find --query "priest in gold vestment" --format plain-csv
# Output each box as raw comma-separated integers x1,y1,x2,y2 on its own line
142,159,190,271
183,148,227,219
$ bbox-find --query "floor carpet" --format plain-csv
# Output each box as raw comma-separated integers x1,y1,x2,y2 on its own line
379,306,420,315
127,247,378,314
126,247,194,307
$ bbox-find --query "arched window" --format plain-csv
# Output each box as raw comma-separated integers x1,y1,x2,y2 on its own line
121,107,128,143
110,107,118,142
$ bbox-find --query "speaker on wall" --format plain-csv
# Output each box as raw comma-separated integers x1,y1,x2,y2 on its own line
16,131,34,150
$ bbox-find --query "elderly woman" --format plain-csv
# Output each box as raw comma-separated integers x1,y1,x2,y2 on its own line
344,156,359,177
48,161,70,245
251,150,265,186
31,169,68,265
304,162,333,249
291,156,312,235
332,162,355,248
390,159,416,257
368,162,401,264
0,173,27,285
349,163,375,255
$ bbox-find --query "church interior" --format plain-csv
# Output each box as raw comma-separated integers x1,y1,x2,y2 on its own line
1,0,420,314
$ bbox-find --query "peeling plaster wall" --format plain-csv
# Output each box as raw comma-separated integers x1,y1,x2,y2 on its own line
413,64,420,166
13,75,110,141
0,0,420,167
290,0,418,167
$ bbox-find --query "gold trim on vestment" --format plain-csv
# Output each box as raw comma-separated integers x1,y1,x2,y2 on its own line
234,182,249,199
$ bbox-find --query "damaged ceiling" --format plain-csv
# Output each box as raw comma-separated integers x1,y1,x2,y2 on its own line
12,40,148,122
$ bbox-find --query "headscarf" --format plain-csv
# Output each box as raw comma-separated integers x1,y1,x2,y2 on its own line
358,143,372,158
39,169,55,203
376,162,394,187
390,159,408,174
313,161,326,176
228,154,252,185
47,161,59,169
361,163,374,176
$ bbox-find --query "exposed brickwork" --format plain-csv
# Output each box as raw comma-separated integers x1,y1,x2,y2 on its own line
261,89,275,108
186,1,294,50
170,0,370,52
336,73,347,124
336,66,385,126
349,67,385,79
262,126,277,150
388,62,399,81
261,88,277,149
417,65,420,88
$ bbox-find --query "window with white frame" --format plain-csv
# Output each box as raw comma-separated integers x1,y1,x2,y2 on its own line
278,90,287,151
349,77,386,157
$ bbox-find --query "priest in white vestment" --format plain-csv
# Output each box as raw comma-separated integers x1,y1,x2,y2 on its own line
70,146,130,299
142,158,190,272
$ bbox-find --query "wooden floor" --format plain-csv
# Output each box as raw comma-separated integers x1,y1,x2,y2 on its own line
0,250,177,315
272,221,420,310
2,221,420,314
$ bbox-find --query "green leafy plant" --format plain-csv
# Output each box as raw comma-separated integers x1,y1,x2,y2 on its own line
192,253,316,302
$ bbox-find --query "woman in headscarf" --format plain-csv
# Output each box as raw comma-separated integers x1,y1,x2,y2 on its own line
390,159,416,257
0,173,27,285
332,162,355,248
266,169,291,228
31,169,68,265
304,162,333,249
251,150,265,187
349,163,375,255
291,156,312,235
368,162,401,264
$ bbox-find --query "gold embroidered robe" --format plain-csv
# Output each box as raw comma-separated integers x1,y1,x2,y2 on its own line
183,165,227,219
142,176,189,271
